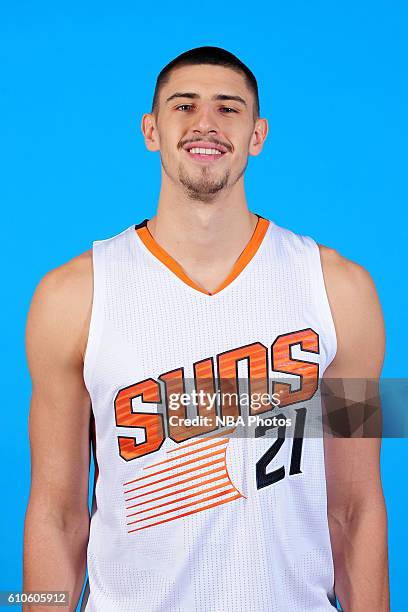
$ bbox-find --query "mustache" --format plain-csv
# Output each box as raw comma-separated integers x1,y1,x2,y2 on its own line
178,137,232,152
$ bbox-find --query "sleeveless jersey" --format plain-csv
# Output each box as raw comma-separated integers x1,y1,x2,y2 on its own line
80,214,338,611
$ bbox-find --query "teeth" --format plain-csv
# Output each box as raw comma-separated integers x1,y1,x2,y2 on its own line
189,147,222,155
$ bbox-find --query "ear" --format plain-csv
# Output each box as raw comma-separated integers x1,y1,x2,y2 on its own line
248,118,268,157
141,113,160,152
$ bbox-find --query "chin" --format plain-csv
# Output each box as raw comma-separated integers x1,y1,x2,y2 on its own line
182,178,229,196
179,166,230,195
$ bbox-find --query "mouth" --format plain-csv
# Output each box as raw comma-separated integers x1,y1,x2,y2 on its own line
182,141,228,163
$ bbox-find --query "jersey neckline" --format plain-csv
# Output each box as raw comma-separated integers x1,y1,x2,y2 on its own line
132,214,271,299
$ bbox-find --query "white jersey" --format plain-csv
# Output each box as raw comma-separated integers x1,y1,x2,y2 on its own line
80,214,338,611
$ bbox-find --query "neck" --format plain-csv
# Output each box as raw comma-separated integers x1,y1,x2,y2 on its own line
147,174,259,269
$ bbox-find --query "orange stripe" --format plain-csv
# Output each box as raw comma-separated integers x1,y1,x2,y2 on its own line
127,488,238,525
125,448,226,484
144,439,228,468
124,457,225,494
126,482,233,517
136,216,270,296
128,492,242,532
126,473,229,509
124,465,227,501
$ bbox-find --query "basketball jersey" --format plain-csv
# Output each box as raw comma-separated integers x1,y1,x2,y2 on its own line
80,214,339,611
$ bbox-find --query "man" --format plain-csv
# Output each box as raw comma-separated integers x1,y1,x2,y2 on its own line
23,47,389,611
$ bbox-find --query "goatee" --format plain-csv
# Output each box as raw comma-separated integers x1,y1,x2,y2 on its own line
178,166,230,203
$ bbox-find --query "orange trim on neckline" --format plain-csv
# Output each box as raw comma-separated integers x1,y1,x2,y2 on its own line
135,216,270,296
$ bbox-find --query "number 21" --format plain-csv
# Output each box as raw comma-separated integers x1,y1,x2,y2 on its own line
255,408,307,489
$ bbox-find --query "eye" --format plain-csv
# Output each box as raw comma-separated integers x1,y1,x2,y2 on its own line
176,104,194,112
219,107,238,113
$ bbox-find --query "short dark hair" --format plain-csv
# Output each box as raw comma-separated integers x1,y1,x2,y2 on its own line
151,46,260,120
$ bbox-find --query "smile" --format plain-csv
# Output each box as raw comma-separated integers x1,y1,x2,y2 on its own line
190,147,222,155
183,141,228,163
186,148,226,162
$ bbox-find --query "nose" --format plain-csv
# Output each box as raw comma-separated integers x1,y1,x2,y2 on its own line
191,103,219,135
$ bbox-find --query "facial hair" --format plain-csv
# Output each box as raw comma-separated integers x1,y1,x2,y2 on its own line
178,163,231,202
160,142,249,204
178,153,250,203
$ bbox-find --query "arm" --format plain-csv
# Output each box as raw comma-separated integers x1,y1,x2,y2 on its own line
23,250,94,612
320,245,390,612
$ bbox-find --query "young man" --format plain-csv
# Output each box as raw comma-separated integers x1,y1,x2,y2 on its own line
23,47,390,611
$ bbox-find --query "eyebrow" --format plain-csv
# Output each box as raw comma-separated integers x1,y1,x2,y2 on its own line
165,92,247,106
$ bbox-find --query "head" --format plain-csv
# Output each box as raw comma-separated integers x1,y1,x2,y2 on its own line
141,46,268,202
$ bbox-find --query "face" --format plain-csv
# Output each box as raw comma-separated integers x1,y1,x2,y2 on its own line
142,64,268,202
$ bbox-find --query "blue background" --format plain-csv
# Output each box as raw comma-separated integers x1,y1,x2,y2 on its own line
1,1,407,610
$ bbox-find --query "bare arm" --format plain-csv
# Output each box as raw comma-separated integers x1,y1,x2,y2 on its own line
321,245,390,612
23,250,93,611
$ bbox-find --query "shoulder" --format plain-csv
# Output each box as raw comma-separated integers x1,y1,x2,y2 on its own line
43,248,92,288
317,243,377,295
317,243,382,315
30,249,93,319
26,249,94,364
316,243,385,376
